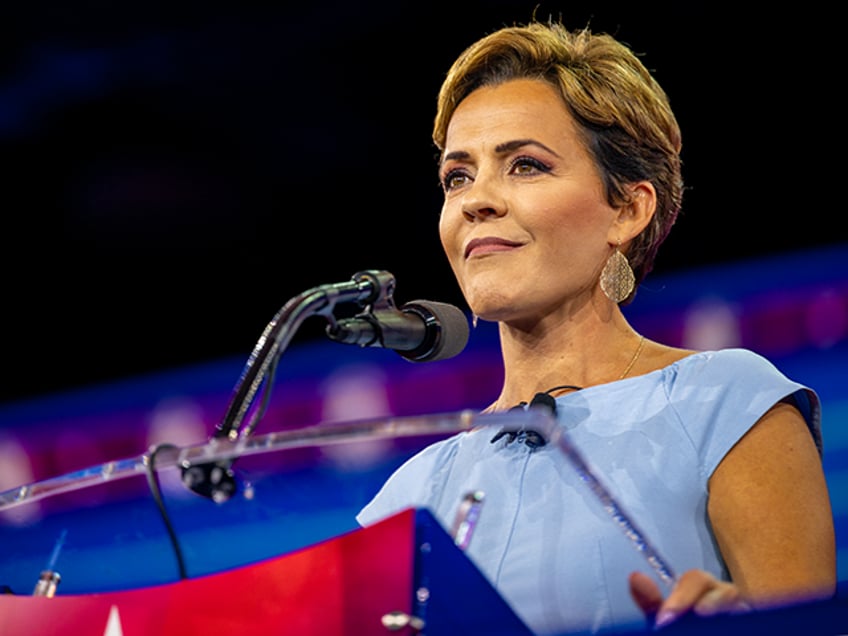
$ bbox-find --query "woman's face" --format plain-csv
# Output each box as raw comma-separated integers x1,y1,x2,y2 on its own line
438,78,621,326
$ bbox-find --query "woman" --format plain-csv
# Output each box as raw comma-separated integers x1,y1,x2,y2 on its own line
357,20,835,635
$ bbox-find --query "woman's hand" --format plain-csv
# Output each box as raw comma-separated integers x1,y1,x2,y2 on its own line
629,569,752,628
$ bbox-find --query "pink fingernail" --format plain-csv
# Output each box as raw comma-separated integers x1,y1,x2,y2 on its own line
654,609,677,628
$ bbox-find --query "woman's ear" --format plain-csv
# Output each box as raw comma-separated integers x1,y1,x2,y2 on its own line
609,181,656,244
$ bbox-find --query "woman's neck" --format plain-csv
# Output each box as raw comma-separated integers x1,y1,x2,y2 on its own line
491,315,644,411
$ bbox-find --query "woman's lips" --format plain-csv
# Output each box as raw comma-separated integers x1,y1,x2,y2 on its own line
464,237,523,259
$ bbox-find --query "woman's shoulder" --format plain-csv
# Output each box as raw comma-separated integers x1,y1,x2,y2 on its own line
640,343,779,378
638,341,697,374
645,346,815,420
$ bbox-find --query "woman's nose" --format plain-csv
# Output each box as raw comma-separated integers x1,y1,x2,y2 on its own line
460,176,506,221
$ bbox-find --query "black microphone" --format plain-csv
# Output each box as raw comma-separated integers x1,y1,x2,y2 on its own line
325,299,469,362
490,392,555,448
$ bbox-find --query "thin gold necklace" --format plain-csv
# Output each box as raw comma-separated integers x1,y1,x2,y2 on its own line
618,334,645,380
491,334,647,411
548,333,645,396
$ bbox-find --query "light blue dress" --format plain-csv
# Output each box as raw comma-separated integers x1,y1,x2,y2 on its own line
356,349,822,635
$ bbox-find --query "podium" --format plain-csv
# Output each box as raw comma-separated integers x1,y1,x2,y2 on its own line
0,507,533,635
0,410,548,635
1,409,846,635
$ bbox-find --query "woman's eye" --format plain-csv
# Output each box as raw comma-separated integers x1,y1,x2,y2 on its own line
441,169,470,191
511,156,550,175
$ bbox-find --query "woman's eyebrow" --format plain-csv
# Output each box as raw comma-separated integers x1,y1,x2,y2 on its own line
495,138,560,157
442,138,561,166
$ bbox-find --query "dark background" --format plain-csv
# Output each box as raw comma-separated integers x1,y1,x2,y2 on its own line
0,1,842,405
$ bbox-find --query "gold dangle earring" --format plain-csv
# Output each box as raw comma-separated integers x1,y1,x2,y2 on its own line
599,240,635,304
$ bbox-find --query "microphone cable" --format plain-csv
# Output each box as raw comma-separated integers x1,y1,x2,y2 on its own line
237,348,281,441
144,442,188,580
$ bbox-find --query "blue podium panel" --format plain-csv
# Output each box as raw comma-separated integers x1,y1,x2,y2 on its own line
412,508,533,635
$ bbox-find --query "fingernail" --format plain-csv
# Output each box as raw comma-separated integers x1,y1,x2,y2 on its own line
654,609,677,629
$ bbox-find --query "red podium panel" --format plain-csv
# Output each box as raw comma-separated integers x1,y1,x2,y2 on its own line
0,509,415,636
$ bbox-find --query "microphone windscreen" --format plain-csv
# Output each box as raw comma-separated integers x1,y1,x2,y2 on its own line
400,299,469,362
